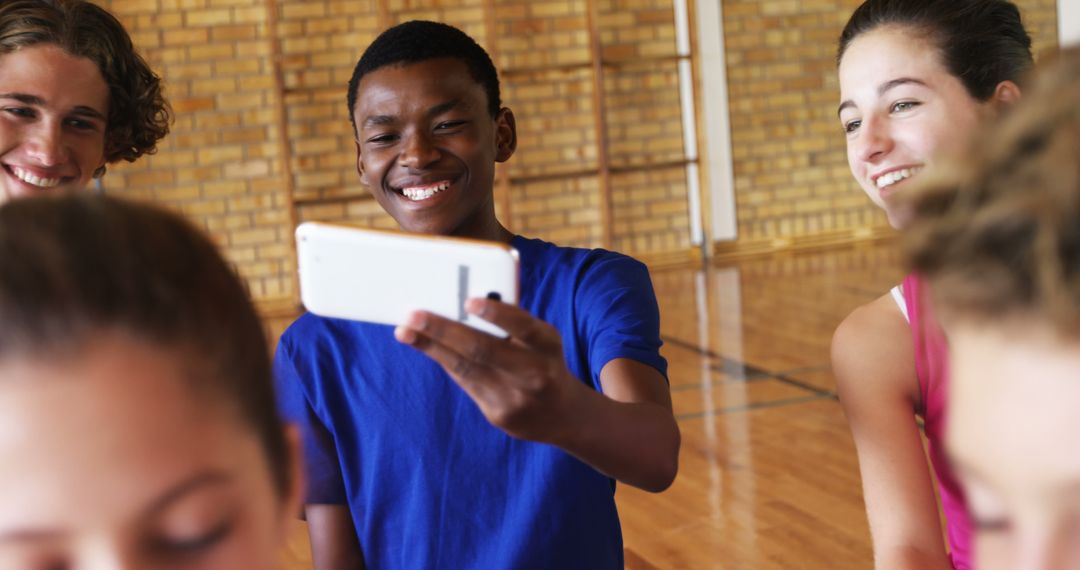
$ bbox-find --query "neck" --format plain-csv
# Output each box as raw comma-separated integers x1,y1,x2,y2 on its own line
452,198,514,244
456,217,513,244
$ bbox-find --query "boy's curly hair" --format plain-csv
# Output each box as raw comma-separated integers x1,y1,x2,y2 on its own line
904,47,1080,334
0,0,171,164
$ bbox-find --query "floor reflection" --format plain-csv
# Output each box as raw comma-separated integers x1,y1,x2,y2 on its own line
618,242,902,569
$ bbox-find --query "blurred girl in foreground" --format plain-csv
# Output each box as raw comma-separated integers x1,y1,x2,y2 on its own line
0,195,299,569
905,46,1080,570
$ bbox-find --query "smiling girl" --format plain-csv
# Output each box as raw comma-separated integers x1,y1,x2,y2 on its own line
0,0,169,203
830,1,1034,569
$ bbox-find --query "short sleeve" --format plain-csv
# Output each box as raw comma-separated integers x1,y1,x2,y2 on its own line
273,336,348,505
576,254,667,383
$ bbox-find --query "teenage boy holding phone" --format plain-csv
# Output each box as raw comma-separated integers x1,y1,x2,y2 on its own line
274,21,679,569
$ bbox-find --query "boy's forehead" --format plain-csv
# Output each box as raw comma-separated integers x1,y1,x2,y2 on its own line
354,58,486,110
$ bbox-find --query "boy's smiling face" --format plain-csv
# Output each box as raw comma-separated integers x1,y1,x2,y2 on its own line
352,57,515,239
0,44,109,205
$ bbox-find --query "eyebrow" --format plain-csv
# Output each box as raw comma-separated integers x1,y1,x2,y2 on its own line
0,92,106,122
0,92,44,105
361,98,465,129
144,470,233,515
836,77,930,117
0,529,66,543
362,114,396,128
0,471,233,543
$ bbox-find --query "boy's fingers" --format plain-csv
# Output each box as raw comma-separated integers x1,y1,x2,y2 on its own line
397,325,488,385
397,311,522,374
465,299,561,352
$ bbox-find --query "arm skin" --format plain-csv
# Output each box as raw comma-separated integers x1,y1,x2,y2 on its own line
306,504,365,570
394,297,681,493
832,293,953,570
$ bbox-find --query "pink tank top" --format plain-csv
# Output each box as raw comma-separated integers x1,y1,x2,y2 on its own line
902,273,971,569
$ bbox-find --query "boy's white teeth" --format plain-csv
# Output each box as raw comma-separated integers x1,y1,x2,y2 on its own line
875,167,918,189
401,181,451,201
11,166,62,188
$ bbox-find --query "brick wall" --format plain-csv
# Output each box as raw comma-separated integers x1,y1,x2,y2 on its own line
102,0,295,303
484,1,599,248
98,0,1058,305
274,0,380,240
280,0,695,253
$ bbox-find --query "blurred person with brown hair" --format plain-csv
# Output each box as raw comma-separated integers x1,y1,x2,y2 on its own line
0,194,301,569
0,0,170,204
904,46,1080,570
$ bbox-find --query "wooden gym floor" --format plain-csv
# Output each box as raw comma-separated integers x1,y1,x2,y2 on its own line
272,240,906,569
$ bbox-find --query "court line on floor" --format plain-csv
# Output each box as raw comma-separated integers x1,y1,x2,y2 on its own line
674,393,834,421
670,374,771,392
773,364,834,377
662,334,834,398
770,374,835,398
661,335,769,380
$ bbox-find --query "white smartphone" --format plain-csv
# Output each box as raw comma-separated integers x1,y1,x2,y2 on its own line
295,222,519,337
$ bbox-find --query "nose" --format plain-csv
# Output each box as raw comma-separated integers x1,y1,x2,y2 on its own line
24,120,68,167
84,538,140,570
855,114,893,164
398,129,440,170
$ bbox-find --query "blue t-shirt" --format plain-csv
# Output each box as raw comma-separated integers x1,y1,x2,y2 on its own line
274,235,666,569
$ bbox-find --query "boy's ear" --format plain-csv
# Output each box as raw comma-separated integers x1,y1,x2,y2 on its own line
355,140,368,186
494,108,517,163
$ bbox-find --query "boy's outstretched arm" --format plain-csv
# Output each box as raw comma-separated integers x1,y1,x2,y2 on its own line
568,356,680,492
394,298,680,492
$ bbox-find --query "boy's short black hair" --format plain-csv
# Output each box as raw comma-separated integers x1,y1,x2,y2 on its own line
347,20,501,130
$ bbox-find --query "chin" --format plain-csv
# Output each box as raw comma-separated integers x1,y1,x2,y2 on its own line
886,208,913,230
394,217,446,236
